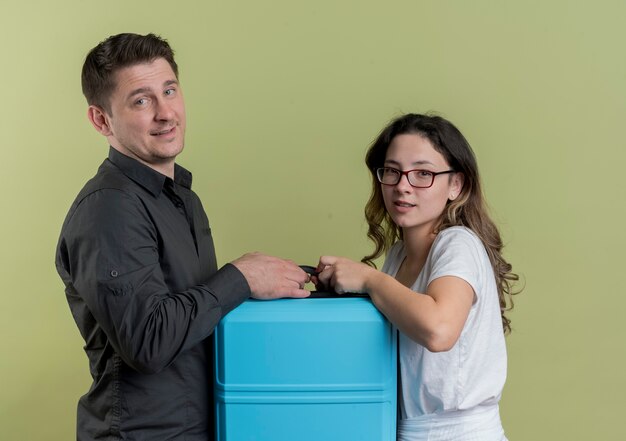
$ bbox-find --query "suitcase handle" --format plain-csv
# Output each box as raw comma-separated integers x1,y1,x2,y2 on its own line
300,265,369,298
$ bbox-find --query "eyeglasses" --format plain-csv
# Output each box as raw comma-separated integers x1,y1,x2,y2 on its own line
376,167,456,188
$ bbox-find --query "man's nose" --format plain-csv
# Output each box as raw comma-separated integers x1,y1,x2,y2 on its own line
155,99,175,120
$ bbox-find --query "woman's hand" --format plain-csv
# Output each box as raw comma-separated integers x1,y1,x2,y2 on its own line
314,256,377,294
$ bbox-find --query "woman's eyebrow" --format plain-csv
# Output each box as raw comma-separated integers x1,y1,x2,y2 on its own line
383,159,435,167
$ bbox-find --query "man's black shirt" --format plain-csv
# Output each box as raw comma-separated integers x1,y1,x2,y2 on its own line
56,147,250,440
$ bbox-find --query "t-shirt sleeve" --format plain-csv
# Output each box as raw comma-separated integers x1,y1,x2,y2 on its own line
427,228,486,300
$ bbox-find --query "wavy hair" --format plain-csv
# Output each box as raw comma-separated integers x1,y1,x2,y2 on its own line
362,113,520,333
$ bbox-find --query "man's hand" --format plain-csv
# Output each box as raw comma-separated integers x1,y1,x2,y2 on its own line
232,252,311,299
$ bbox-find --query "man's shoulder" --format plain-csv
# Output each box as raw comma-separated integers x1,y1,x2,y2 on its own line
76,160,140,200
65,160,144,219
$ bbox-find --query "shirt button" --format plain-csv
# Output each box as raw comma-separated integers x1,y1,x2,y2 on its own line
110,270,119,277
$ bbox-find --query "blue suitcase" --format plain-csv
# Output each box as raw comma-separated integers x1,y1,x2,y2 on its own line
214,296,397,441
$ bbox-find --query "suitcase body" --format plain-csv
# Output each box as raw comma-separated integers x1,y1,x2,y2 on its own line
214,297,397,441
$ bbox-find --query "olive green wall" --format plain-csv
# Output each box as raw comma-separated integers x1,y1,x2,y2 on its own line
2,1,624,439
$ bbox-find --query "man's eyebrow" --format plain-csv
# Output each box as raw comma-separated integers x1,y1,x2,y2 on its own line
127,80,179,98
127,87,152,98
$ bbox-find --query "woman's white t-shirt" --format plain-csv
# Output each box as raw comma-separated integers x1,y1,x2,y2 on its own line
381,226,507,419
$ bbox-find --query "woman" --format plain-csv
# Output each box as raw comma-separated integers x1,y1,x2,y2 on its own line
315,113,519,440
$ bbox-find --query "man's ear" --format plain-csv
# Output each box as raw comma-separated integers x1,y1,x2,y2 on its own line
87,105,112,136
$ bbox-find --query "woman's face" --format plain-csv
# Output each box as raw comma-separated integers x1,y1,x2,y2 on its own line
382,133,463,235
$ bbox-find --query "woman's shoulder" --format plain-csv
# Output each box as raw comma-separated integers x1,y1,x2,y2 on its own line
431,226,487,262
436,226,481,246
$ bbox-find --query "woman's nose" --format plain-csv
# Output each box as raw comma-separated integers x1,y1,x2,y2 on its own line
395,173,413,191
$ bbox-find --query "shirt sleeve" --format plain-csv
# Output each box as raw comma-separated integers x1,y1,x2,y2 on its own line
57,188,250,374
427,228,486,301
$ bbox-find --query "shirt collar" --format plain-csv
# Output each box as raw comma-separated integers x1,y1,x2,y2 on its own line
107,147,193,196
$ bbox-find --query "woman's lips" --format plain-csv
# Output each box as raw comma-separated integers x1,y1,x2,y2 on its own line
393,200,416,213
394,200,415,207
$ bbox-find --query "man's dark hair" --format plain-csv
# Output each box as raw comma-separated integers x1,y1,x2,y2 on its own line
81,33,179,113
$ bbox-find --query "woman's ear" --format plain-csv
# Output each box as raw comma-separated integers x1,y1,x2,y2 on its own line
87,105,112,136
449,172,465,201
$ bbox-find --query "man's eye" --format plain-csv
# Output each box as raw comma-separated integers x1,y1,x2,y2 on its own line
135,98,147,106
165,88,175,96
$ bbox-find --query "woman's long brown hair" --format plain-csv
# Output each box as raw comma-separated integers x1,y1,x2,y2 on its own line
362,113,520,334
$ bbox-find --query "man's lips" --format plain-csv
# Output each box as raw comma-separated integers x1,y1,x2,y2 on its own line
150,126,176,136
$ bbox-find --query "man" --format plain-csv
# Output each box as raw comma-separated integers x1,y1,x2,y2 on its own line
55,33,310,440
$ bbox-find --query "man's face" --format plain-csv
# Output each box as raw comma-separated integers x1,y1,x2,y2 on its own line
100,58,186,173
